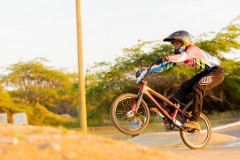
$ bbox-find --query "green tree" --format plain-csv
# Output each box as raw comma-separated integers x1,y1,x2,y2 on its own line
2,58,79,116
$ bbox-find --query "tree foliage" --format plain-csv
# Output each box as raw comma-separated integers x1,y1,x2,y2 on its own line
1,58,79,123
3,58,70,106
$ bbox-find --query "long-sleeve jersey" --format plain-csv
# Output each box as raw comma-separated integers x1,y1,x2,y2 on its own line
150,44,220,73
150,61,176,73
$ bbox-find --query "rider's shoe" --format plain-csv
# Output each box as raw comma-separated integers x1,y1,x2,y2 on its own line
183,120,200,130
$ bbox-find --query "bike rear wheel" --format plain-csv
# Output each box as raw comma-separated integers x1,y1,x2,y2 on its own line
111,93,150,136
180,113,212,149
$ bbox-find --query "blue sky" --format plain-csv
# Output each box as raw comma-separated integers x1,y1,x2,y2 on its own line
0,0,239,73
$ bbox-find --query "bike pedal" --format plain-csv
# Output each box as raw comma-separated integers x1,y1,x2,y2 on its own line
150,107,159,113
150,108,164,118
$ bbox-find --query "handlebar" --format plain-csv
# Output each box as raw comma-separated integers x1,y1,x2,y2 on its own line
136,62,157,83
146,62,157,74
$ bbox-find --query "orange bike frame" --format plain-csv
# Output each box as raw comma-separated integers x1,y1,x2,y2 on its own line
132,83,187,121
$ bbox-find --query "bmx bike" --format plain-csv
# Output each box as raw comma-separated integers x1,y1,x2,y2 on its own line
110,62,212,149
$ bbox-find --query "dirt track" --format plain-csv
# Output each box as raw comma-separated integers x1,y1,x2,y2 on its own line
0,124,197,160
1,122,239,160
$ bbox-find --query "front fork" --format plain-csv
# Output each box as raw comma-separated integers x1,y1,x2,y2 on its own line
131,84,145,112
126,92,143,118
126,85,144,119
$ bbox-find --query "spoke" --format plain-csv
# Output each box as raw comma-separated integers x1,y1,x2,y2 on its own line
137,110,145,115
124,99,132,111
119,102,127,111
116,110,127,114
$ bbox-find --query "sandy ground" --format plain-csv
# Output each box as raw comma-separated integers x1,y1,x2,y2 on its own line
0,124,197,160
1,123,240,160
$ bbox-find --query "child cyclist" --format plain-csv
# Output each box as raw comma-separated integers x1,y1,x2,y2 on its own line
151,30,224,130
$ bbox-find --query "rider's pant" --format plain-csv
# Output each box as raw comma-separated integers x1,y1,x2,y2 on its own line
170,66,224,121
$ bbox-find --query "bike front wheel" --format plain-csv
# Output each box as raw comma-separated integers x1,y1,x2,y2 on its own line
180,113,212,149
111,93,150,136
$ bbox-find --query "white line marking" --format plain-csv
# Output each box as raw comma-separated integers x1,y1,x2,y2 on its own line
213,121,240,131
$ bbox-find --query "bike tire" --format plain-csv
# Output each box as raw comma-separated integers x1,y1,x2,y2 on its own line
111,93,150,136
180,113,212,149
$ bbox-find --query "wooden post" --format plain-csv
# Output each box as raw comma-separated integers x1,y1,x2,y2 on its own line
76,0,87,134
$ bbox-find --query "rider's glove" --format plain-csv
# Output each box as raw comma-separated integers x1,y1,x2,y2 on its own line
155,57,167,65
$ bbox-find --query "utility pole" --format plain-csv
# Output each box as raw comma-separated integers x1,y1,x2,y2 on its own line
76,0,87,134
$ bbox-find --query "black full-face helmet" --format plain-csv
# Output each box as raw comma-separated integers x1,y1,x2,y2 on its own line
163,30,192,47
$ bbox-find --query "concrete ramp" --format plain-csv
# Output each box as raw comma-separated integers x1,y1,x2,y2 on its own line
131,132,182,146
131,131,237,147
